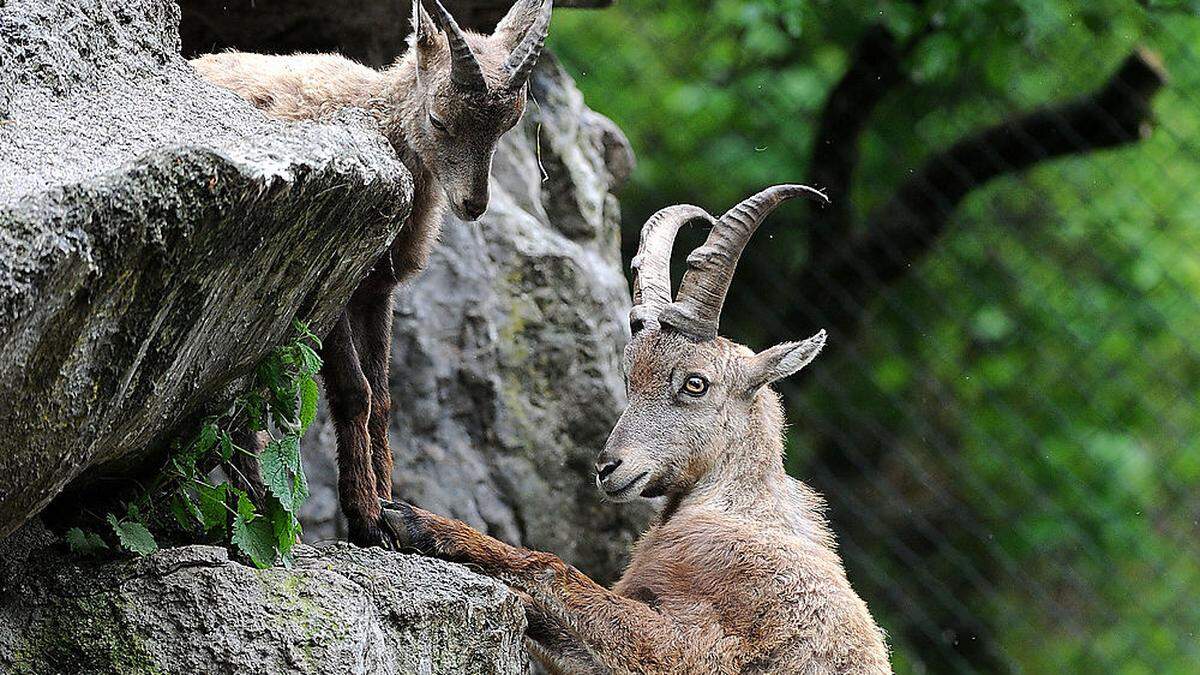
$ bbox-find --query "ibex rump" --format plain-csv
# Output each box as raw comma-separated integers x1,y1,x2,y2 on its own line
192,0,552,546
384,185,892,673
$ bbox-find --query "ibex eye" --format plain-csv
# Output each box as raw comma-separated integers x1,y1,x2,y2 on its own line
429,114,448,132
682,375,709,397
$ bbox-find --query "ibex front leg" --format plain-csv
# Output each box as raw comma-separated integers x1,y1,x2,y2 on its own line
522,600,611,675
348,282,396,503
381,502,689,674
321,312,382,546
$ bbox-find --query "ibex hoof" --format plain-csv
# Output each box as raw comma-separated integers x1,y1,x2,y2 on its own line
379,499,435,554
346,517,385,549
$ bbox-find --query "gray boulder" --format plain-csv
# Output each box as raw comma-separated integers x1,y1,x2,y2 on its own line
298,54,651,583
0,524,529,674
0,0,409,537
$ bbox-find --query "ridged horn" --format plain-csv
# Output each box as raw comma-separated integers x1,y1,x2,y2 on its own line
659,184,829,340
503,0,553,92
629,205,716,333
427,0,487,92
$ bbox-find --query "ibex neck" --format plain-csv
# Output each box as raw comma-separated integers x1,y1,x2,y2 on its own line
375,57,419,153
369,55,438,201
659,395,834,549
677,434,786,514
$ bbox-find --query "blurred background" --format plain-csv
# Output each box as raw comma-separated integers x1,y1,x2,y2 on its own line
547,1,1200,673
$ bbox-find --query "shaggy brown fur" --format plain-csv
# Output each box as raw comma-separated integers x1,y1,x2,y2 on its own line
386,187,892,672
192,0,551,545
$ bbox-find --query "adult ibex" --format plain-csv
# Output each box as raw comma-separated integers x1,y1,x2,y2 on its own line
192,0,552,546
383,185,892,673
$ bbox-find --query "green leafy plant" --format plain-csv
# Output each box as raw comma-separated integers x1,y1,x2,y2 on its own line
66,321,323,569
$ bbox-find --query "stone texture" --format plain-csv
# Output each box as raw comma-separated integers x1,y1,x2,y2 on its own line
0,0,410,538
0,524,528,674
299,54,651,583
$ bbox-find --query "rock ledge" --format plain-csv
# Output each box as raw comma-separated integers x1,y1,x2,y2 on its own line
0,525,528,674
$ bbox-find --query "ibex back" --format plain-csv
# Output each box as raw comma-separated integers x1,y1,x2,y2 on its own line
385,185,892,673
192,0,552,545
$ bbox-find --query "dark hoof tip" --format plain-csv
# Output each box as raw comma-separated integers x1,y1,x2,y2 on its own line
379,500,434,554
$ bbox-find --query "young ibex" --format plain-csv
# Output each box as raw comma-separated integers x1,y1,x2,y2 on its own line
383,185,892,673
192,0,552,546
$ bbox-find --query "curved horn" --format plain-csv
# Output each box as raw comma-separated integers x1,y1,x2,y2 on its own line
659,184,829,340
629,205,716,332
504,0,553,92
428,0,487,92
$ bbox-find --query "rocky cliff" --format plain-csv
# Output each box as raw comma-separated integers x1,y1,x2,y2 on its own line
1,0,642,670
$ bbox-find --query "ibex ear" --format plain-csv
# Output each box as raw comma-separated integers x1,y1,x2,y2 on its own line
411,0,440,76
745,330,827,392
493,0,544,50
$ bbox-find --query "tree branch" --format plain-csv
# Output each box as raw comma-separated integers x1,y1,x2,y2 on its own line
796,48,1167,341
807,26,906,250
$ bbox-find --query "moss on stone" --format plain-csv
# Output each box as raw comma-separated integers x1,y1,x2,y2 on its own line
9,593,162,674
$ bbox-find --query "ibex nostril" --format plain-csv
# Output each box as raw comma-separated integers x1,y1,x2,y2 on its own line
596,459,622,481
461,197,487,220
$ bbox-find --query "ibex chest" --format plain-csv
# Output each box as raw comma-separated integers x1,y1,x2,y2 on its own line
616,521,807,639
354,165,445,298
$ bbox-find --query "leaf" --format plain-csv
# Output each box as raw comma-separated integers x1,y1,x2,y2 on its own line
265,496,301,559
270,381,299,424
280,435,301,473
173,444,201,480
170,490,202,530
297,343,322,377
107,514,158,556
255,357,281,391
197,424,219,456
291,464,309,511
196,482,229,533
260,440,295,513
235,488,256,521
65,527,108,554
294,320,321,349
218,431,234,462
298,376,319,431
232,513,277,568
245,393,266,432
64,526,87,551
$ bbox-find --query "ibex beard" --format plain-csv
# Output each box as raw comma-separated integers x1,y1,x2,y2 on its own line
191,0,552,546
384,185,892,673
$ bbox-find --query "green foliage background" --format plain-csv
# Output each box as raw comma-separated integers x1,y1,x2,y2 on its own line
552,1,1200,672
